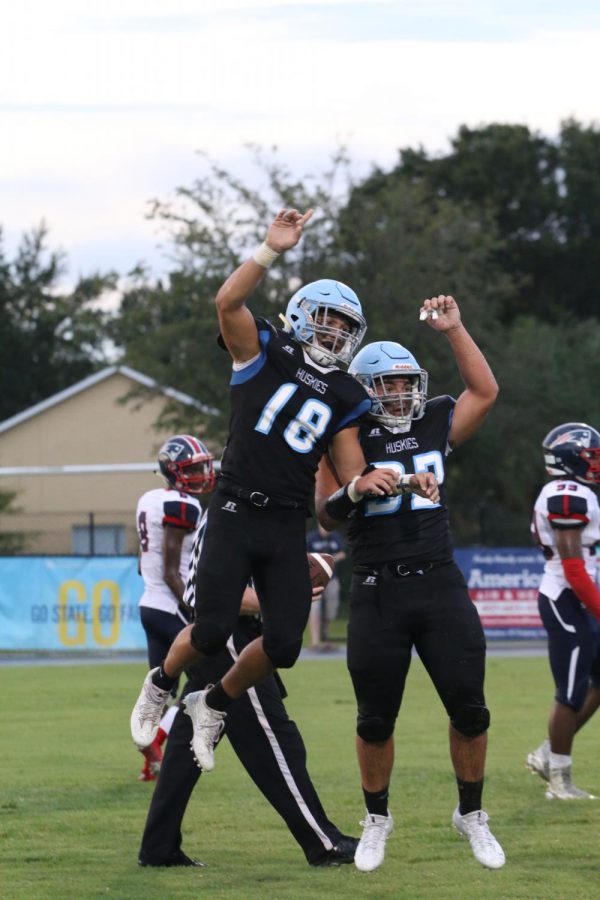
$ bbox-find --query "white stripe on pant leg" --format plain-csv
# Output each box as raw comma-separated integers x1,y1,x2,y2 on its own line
225,635,334,852
566,646,580,703
549,599,576,633
176,607,190,625
183,509,209,609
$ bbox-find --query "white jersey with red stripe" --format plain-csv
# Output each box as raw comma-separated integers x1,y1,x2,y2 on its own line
136,487,201,614
531,478,600,601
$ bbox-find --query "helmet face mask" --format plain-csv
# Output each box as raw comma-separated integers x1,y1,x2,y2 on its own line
349,341,428,431
284,280,366,367
157,435,215,494
542,422,600,485
369,373,427,430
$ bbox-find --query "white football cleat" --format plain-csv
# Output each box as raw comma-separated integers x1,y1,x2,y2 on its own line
130,668,170,750
545,766,597,800
354,811,394,872
526,738,550,781
452,808,505,869
183,689,226,772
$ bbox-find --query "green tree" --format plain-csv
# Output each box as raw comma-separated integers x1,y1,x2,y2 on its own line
558,119,600,318
0,225,116,422
375,120,600,323
109,137,599,546
110,147,359,445
470,315,600,545
0,488,26,553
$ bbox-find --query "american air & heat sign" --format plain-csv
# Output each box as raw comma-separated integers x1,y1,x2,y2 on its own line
454,548,545,639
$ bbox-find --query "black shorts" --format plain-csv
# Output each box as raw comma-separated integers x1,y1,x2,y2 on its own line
538,589,600,710
192,489,312,662
347,561,486,726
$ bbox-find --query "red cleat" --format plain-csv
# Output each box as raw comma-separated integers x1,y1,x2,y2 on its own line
138,737,163,780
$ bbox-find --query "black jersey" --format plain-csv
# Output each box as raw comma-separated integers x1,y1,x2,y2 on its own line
219,318,371,505
347,395,456,566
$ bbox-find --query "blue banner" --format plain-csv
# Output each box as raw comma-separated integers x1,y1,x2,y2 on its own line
0,557,146,651
454,547,546,640
0,549,549,650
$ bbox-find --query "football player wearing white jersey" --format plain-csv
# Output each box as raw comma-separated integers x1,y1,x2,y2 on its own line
528,422,600,800
134,434,215,780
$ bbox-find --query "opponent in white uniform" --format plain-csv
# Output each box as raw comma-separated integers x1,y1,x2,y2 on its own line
134,435,215,780
527,422,600,799
137,487,201,618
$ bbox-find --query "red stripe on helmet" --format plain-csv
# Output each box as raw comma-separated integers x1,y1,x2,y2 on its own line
182,435,203,454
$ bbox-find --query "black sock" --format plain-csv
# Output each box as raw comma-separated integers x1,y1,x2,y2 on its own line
206,681,234,712
152,665,177,691
363,785,389,817
457,777,484,815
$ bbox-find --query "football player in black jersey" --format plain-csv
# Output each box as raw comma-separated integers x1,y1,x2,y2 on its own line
315,294,505,872
131,208,438,778
138,578,360,868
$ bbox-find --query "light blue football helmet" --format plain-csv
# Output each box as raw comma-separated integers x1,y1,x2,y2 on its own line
348,341,428,430
284,279,367,367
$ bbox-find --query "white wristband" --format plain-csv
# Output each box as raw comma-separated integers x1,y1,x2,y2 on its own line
395,474,413,496
252,241,280,268
347,475,361,504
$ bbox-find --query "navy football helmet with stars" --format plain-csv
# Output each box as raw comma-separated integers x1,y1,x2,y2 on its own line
158,435,215,494
542,422,600,485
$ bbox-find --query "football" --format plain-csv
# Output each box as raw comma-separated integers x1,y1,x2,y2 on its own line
307,552,335,590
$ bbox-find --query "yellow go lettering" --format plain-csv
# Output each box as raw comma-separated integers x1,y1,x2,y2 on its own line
92,581,120,646
58,580,86,646
57,580,121,647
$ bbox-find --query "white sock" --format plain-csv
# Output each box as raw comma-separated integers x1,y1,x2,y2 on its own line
159,704,178,735
549,752,571,770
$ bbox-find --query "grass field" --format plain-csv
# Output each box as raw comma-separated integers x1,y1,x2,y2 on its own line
2,655,600,899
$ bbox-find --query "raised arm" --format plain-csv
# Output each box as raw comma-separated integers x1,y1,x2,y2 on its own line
215,207,313,363
420,295,498,448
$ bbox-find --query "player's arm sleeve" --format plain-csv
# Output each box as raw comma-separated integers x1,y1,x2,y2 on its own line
561,558,600,619
162,500,200,530
554,519,600,619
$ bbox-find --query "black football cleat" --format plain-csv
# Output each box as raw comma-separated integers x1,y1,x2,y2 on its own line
310,836,359,867
138,850,206,868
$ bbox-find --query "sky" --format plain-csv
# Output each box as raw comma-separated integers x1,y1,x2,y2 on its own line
2,0,599,283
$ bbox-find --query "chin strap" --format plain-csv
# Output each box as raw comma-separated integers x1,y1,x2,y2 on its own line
562,557,600,619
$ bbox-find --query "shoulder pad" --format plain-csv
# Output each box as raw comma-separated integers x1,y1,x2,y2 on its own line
163,499,201,530
547,493,589,529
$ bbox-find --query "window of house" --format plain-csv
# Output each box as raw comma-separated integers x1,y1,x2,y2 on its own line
72,524,126,555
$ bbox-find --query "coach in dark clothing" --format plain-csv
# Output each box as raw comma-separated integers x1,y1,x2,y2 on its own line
138,610,357,868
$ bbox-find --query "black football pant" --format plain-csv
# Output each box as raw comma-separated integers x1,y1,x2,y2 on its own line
138,616,345,866
190,491,311,668
347,562,487,731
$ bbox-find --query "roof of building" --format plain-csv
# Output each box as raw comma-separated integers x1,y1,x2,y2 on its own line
0,365,218,435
